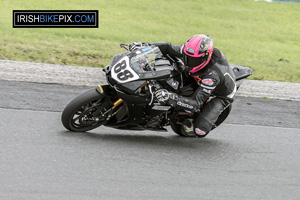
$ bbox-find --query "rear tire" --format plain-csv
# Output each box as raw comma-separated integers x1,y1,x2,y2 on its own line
61,88,108,132
213,104,232,129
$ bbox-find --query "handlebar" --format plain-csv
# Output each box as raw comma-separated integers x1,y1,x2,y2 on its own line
120,44,129,52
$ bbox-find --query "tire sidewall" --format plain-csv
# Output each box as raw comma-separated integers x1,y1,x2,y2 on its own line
61,88,105,132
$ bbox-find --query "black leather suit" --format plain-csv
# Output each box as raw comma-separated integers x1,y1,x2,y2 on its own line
152,42,237,137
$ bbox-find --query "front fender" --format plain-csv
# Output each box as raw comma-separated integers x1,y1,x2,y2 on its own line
96,84,115,98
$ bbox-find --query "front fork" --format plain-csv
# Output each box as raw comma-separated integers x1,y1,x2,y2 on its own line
112,98,123,109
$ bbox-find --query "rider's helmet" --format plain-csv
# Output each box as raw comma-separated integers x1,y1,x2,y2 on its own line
182,34,213,73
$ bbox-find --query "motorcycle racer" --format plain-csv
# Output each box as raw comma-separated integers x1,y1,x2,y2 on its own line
130,35,237,137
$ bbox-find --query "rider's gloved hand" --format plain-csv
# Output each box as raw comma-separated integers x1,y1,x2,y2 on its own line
129,41,143,52
155,89,172,104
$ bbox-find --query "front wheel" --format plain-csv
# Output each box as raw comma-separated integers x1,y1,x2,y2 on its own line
61,88,109,132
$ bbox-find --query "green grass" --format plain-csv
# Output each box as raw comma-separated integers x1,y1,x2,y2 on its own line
0,0,299,82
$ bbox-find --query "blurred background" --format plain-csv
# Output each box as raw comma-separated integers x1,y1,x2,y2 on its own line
0,0,299,82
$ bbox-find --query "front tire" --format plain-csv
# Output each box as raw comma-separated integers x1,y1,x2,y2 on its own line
61,88,108,132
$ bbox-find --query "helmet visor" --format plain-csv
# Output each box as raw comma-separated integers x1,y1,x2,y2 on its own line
183,54,207,69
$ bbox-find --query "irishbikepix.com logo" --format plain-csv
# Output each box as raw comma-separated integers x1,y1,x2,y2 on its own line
13,10,98,28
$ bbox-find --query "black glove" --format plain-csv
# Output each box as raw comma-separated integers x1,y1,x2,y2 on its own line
129,41,143,52
155,89,198,112
155,89,172,104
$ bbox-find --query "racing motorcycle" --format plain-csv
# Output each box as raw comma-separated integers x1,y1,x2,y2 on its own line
61,44,253,137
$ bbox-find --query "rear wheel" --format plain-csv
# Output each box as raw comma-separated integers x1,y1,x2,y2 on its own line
61,88,109,132
213,104,232,128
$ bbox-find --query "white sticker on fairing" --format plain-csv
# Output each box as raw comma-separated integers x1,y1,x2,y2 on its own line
111,56,139,83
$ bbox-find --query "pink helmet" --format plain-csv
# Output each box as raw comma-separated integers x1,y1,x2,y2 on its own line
182,35,213,73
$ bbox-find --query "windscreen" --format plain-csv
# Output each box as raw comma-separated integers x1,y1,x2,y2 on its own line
130,46,163,73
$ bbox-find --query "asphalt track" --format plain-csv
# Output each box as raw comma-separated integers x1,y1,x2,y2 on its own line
0,80,300,200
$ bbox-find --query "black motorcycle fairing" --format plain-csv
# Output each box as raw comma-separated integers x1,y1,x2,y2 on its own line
137,70,172,81
104,60,177,96
105,102,169,131
116,80,146,95
230,64,253,88
95,85,150,129
96,84,117,98
107,46,178,85
103,53,128,85
105,63,174,88
231,64,253,81
105,103,147,128
110,53,127,68
115,88,150,104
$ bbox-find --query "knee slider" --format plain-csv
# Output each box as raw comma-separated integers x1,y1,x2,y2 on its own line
194,117,212,137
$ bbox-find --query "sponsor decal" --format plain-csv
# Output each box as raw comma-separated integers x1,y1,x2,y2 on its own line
195,128,206,136
177,101,193,110
186,47,195,54
202,78,214,86
142,46,152,52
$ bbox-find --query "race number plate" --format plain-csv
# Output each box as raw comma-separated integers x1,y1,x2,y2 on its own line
111,56,139,83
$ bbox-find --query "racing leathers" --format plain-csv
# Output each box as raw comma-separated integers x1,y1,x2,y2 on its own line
152,42,237,137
